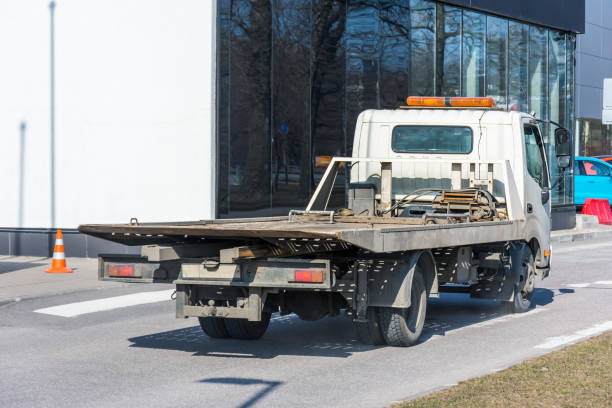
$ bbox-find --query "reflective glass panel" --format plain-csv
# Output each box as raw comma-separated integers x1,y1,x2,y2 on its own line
436,4,461,96
508,22,528,112
217,0,231,215
379,1,410,107
547,31,567,205
529,26,548,121
311,0,347,209
271,0,311,209
228,0,272,215
462,11,485,97
408,0,435,96
486,16,507,108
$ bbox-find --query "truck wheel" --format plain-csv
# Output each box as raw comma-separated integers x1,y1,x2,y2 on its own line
379,269,427,347
198,317,230,339
507,246,536,313
355,308,385,345
224,312,271,340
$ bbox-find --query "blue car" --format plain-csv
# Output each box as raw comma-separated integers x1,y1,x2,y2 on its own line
574,156,612,206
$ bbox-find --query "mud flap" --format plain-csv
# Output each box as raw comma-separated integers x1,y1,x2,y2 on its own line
366,252,424,309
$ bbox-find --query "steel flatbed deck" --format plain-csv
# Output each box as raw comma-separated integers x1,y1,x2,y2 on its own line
78,216,521,253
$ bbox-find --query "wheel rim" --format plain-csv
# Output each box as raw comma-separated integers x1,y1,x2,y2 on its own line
519,256,535,302
405,279,425,332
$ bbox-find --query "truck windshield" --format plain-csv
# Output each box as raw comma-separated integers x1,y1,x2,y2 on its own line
391,126,473,153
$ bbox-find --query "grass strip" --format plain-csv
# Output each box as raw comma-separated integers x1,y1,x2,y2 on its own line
396,330,612,408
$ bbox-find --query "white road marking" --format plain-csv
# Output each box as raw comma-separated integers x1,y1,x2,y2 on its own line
534,321,612,350
34,289,174,317
594,280,612,285
565,283,590,288
428,308,548,340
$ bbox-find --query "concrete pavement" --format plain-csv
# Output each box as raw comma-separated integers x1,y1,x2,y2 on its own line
0,256,125,305
0,239,611,407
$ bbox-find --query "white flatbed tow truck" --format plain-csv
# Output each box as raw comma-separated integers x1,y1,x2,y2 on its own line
79,96,572,346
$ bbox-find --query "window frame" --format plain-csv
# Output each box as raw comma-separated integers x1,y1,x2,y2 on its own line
390,125,474,154
523,124,550,189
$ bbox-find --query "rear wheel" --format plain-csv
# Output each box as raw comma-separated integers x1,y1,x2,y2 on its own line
224,312,271,340
355,307,385,345
379,269,427,347
198,317,230,339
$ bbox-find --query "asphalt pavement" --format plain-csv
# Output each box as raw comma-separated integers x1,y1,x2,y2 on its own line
1,239,611,408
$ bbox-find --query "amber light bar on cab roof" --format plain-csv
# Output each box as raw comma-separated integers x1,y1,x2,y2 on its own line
406,96,496,108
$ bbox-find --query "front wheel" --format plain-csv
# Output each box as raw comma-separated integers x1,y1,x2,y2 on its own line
505,246,536,313
379,269,427,347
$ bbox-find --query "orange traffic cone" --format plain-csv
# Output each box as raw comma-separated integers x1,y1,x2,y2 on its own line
45,229,72,273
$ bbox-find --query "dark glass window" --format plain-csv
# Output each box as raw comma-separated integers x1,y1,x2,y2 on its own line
486,16,508,107
508,22,528,112
216,1,576,217
271,0,311,209
461,11,485,97
392,126,473,154
529,26,548,121
436,4,461,96
407,0,435,96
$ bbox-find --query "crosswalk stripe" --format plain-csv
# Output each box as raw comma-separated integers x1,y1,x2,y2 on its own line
593,280,612,285
34,289,174,317
534,321,612,349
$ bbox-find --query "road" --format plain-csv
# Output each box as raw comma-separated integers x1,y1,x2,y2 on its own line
1,239,611,408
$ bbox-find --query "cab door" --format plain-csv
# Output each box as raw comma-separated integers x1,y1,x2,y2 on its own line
522,123,551,263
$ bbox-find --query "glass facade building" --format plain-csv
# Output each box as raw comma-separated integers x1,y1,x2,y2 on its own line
216,0,577,222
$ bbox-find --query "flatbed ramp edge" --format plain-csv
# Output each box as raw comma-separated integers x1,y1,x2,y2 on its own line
78,218,521,253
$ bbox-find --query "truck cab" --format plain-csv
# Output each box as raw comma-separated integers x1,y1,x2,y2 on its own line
350,100,565,275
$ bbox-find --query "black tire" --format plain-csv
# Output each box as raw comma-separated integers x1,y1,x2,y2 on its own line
198,317,230,339
379,269,427,347
507,246,536,313
355,307,385,345
224,312,271,340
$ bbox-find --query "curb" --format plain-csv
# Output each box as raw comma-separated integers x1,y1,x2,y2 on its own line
550,229,612,243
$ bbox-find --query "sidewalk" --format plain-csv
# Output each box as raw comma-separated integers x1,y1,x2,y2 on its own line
0,256,124,305
551,214,612,243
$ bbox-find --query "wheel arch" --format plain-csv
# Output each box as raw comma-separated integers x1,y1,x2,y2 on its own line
367,250,438,308
417,250,439,298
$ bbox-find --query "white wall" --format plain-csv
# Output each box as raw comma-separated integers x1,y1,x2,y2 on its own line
576,0,612,119
0,0,216,229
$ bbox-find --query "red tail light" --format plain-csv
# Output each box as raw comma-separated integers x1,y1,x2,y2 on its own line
294,269,324,283
109,264,136,277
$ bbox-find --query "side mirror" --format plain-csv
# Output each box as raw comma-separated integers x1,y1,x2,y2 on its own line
557,155,571,169
554,128,571,169
541,189,550,205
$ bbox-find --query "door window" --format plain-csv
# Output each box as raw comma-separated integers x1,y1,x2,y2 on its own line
583,160,611,177
524,125,549,189
574,160,584,176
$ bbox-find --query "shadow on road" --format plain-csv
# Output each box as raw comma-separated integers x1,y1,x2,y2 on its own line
0,258,48,274
199,378,283,408
129,314,375,359
128,289,564,358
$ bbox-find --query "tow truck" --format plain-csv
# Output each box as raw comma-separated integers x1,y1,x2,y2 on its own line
79,96,571,346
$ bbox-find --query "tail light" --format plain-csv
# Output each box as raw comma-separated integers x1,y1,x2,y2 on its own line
294,269,324,283
108,264,138,277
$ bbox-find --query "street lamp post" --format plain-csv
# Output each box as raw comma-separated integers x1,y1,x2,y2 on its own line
49,1,56,252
